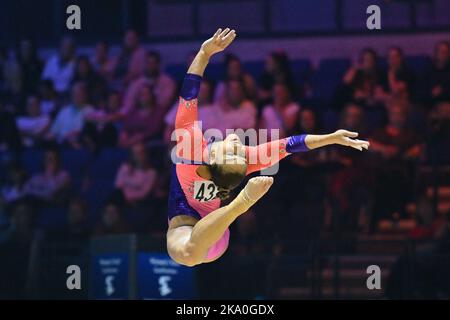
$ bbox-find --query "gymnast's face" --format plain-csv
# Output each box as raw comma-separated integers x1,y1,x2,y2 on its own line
210,133,247,166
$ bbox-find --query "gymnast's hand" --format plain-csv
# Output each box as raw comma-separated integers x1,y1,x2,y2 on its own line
201,28,236,58
332,129,370,151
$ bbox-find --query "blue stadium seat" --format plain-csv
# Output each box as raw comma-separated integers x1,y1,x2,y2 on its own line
291,59,312,83
36,207,67,229
165,63,186,82
61,148,92,192
88,148,129,180
243,61,265,80
311,58,351,103
204,62,225,82
20,148,44,175
405,55,432,74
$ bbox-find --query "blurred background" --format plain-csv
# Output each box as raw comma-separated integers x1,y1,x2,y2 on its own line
0,0,449,299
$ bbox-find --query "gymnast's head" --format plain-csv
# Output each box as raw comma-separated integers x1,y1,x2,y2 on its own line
207,133,247,199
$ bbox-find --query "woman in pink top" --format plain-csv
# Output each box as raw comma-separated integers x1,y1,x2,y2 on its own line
167,28,370,267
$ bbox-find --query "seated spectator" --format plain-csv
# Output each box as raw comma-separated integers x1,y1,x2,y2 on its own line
111,29,146,87
208,79,257,136
37,79,60,117
24,149,71,206
386,47,415,100
260,82,300,139
0,46,8,95
420,41,450,105
41,36,76,96
82,90,122,151
164,78,214,144
47,82,95,147
340,48,386,108
119,84,165,147
339,103,368,136
258,51,296,105
94,202,130,236
15,39,43,97
0,163,27,210
122,51,176,114
0,101,22,152
331,103,369,166
291,108,325,167
91,41,115,81
16,95,51,147
1,46,21,102
46,197,90,242
368,104,424,231
72,55,107,105
214,54,256,103
113,142,157,205
0,202,38,299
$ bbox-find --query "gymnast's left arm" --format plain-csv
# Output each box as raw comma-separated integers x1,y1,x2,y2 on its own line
246,130,369,174
288,129,370,152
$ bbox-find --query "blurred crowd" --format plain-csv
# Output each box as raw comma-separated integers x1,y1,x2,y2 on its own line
0,30,449,262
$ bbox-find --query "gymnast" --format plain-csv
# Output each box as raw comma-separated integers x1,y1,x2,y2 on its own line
167,28,369,266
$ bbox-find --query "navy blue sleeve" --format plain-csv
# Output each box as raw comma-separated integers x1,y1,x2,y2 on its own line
286,134,310,153
180,73,202,100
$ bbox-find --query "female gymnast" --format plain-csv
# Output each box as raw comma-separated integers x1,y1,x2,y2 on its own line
167,28,370,267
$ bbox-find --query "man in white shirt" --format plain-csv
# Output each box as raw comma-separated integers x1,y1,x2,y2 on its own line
48,82,94,145
16,95,50,146
41,36,76,95
122,51,176,115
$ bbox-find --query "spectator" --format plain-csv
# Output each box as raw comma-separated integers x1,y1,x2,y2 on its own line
46,197,90,242
421,41,450,105
0,101,22,151
114,142,157,205
258,51,296,104
37,79,60,117
208,79,257,136
41,36,76,95
94,202,130,236
15,39,43,97
24,149,71,206
339,103,368,135
72,55,107,105
82,90,122,151
0,202,38,299
0,46,7,95
368,104,424,231
91,41,115,81
214,54,256,103
122,51,176,113
386,47,415,100
119,84,165,147
260,82,300,139
16,95,51,147
291,108,325,168
47,82,95,146
1,47,21,101
341,48,386,108
0,163,27,209
112,29,146,86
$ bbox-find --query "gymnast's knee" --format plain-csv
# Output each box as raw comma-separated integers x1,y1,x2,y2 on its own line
167,241,206,267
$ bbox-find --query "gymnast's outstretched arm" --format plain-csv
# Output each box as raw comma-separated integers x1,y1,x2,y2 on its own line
174,29,236,162
175,28,236,129
246,130,370,174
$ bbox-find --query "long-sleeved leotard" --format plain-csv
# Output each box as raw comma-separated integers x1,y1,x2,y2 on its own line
168,73,310,260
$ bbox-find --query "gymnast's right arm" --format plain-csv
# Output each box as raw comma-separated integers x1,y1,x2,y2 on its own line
175,28,236,130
